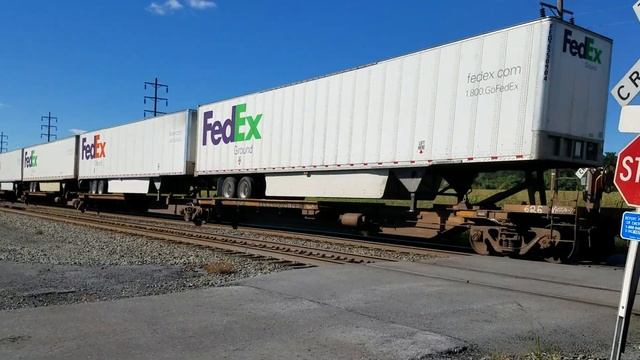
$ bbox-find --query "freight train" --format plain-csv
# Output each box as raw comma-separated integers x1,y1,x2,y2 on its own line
0,16,616,262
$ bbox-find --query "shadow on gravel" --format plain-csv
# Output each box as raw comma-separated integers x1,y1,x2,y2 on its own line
0,261,217,310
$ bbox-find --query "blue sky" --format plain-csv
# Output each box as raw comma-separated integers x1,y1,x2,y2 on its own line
0,0,636,153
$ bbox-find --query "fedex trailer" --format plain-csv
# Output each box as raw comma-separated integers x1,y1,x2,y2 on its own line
78,110,197,195
195,17,612,202
22,136,79,197
0,149,23,199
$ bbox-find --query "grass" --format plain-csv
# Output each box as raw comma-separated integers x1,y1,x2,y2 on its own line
309,189,629,209
489,353,563,360
196,182,629,209
487,336,564,360
202,261,236,275
487,351,563,360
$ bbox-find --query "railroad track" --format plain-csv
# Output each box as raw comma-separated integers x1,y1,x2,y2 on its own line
206,221,473,255
0,202,460,259
0,205,408,267
0,203,632,314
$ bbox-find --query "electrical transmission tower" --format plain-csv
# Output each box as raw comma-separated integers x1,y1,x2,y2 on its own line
0,132,7,153
144,77,168,117
41,112,58,142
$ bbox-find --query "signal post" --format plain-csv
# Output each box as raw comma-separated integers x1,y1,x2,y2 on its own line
610,3,640,359
610,136,640,359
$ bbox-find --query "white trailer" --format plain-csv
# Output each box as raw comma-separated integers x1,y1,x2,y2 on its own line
22,137,78,193
0,149,23,191
195,17,612,199
78,110,197,194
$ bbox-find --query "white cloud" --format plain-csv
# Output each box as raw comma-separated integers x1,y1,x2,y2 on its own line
147,0,216,15
147,0,184,15
69,129,87,135
167,0,183,9
187,0,216,9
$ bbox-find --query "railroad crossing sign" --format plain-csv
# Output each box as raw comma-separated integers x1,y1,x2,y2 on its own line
614,135,640,208
619,106,640,133
575,167,588,179
611,58,640,108
635,1,640,22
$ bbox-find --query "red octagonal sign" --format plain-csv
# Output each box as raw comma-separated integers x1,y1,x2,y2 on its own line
615,135,640,207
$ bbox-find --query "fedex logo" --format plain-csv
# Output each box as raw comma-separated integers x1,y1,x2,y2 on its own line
24,150,37,168
202,103,262,146
82,134,107,160
562,29,602,64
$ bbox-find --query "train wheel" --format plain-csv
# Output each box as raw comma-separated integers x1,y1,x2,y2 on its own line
237,177,254,199
221,177,237,198
543,241,576,264
468,229,490,255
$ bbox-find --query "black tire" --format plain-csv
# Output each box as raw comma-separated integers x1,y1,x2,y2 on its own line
90,180,98,195
221,177,237,198
97,180,107,195
215,177,225,197
237,177,254,199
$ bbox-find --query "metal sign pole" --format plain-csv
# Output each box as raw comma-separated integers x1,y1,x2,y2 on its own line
609,3,640,357
611,210,640,359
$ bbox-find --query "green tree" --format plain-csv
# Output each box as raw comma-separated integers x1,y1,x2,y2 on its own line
603,152,617,168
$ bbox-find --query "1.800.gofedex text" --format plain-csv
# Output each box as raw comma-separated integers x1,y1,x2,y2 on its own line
465,82,518,97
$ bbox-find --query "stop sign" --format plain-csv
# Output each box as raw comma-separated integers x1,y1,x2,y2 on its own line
615,135,640,207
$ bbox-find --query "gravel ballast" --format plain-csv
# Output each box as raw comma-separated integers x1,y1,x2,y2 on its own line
0,211,285,310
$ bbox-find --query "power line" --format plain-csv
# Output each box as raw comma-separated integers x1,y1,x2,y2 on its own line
0,132,7,153
40,112,58,142
144,77,168,117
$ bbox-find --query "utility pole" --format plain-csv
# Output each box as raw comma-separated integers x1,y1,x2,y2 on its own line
144,77,168,117
40,112,58,142
539,1,574,23
0,132,7,153
557,0,563,19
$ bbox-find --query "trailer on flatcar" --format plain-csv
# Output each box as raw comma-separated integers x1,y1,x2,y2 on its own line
21,137,79,204
0,149,23,201
73,110,198,210
184,17,615,262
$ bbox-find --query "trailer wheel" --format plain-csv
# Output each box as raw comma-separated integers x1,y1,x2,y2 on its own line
97,180,107,195
237,177,254,199
221,177,237,198
89,180,98,195
215,177,225,197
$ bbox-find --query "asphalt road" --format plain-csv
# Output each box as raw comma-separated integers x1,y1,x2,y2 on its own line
2,256,639,359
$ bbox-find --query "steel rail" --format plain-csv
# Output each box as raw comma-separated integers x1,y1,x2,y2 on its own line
0,204,632,314
0,206,386,267
7,203,466,259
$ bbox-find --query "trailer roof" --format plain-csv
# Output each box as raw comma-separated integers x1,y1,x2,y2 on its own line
197,17,612,109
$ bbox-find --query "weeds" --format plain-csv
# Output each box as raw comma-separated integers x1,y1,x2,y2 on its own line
202,261,236,275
